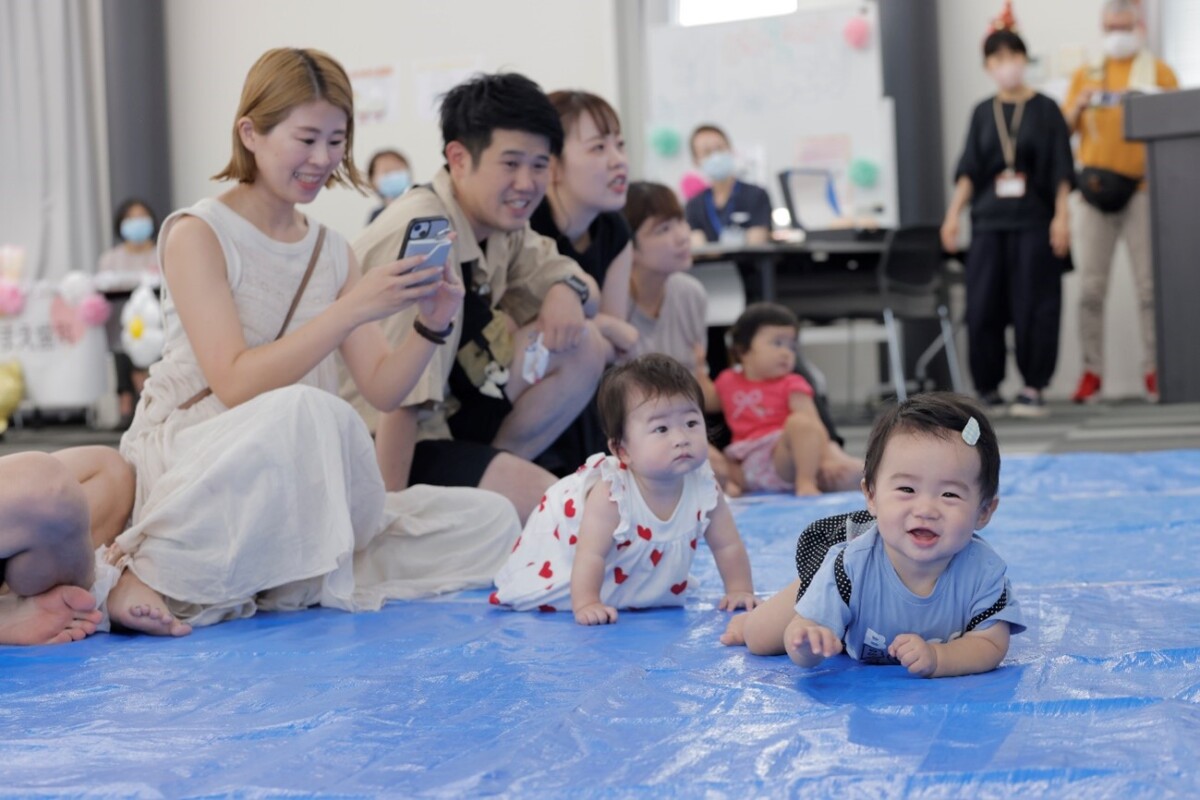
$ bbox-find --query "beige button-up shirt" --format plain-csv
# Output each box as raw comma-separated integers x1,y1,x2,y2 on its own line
340,167,585,439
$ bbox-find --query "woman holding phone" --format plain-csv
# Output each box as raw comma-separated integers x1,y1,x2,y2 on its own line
104,48,520,636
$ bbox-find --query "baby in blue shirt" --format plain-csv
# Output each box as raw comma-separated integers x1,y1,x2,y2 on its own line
723,392,1024,678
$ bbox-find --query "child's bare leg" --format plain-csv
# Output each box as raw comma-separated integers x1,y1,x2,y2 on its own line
0,451,102,645
709,445,743,497
723,578,802,655
51,446,135,548
107,569,192,637
773,408,829,496
817,441,863,493
0,452,94,596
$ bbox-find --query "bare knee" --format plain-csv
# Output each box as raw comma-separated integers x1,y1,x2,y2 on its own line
784,410,820,432
551,322,607,382
479,453,555,525
0,454,91,594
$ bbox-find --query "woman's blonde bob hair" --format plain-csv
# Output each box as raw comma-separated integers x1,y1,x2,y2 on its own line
213,47,366,191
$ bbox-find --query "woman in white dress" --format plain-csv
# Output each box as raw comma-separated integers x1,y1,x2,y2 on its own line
105,48,520,636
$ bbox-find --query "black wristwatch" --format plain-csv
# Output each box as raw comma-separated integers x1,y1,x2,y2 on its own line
556,274,590,306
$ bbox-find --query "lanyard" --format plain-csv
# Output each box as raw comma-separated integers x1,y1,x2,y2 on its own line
704,181,740,236
992,96,1026,172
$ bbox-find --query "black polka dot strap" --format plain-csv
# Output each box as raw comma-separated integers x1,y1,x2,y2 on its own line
833,551,852,606
965,587,1009,632
794,510,875,602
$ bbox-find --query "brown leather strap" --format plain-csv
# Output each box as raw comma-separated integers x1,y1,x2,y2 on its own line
178,225,326,411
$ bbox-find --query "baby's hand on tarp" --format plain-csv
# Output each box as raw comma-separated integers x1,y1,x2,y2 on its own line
718,591,758,612
574,602,618,626
889,633,938,677
785,618,842,664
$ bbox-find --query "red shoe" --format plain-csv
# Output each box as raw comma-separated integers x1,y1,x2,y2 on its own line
1072,371,1102,404
1145,371,1159,402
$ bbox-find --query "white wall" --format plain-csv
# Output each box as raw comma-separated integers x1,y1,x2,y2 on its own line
939,0,1153,400
163,0,619,240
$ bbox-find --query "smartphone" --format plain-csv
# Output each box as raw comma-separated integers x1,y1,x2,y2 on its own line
398,216,453,286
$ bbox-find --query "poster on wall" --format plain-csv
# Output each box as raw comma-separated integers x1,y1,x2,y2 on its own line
412,56,486,121
350,65,402,126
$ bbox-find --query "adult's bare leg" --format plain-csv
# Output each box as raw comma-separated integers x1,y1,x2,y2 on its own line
493,321,607,461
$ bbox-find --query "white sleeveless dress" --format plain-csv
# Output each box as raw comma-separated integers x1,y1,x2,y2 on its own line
109,198,520,627
491,453,720,612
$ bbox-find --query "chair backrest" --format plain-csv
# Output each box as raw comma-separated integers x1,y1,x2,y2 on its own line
877,225,945,296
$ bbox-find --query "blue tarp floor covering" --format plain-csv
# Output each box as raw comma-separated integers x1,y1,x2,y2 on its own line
2,450,1199,798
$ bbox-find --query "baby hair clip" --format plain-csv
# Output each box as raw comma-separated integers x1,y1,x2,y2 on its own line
962,417,981,447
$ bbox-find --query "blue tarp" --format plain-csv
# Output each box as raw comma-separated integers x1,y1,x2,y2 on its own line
2,451,1199,797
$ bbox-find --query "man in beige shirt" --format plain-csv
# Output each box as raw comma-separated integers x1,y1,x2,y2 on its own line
343,73,605,522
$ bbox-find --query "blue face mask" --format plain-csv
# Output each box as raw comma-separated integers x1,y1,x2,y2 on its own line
120,217,154,244
376,170,411,200
700,150,736,182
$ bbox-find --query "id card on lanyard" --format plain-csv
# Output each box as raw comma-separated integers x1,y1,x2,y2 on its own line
993,96,1027,199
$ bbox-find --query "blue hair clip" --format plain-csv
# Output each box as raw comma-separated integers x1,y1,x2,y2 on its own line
962,417,981,447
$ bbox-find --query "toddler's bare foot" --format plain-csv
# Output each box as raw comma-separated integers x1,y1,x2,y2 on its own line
794,481,821,497
0,585,102,645
108,571,191,637
720,612,748,646
817,452,864,493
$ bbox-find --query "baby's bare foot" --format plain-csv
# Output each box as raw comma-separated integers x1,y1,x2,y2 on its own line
818,454,864,493
108,571,191,637
0,585,101,645
720,612,748,647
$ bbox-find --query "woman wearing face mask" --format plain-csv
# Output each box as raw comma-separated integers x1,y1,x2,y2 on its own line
97,198,161,427
941,22,1074,418
684,125,773,247
365,149,412,225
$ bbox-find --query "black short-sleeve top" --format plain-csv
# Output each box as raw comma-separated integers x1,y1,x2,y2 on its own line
529,199,631,288
684,180,773,243
953,92,1076,232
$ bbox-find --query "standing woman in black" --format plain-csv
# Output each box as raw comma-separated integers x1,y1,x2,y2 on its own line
942,23,1074,418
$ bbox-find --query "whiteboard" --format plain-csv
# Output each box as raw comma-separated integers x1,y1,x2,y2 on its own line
644,1,898,227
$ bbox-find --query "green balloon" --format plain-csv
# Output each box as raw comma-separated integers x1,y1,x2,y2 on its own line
848,158,879,188
650,127,683,158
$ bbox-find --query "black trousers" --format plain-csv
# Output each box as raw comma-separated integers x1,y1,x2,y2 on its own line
964,227,1063,393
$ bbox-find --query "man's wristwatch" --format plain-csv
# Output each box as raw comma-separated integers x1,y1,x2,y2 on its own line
555,274,590,306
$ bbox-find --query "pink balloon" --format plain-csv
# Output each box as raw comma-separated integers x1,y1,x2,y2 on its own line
77,293,112,326
0,279,24,316
680,172,708,201
844,16,871,50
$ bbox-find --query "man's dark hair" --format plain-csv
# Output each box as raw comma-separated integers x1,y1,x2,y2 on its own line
983,29,1027,60
863,392,1001,503
439,72,564,163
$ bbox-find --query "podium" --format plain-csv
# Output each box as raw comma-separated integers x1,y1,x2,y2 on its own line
1126,88,1200,403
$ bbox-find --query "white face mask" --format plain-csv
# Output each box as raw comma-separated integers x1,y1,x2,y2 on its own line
991,62,1026,92
1103,31,1141,60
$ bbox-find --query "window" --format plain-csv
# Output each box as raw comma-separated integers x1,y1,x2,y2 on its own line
676,0,799,27
1160,0,1200,86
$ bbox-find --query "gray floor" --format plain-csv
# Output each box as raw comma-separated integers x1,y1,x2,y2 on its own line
834,399,1200,456
3,400,1199,458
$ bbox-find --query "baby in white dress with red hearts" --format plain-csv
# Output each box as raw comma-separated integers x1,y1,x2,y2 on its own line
491,354,758,624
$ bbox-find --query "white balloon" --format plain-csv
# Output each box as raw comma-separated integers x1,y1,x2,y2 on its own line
122,285,161,329
59,271,95,306
122,326,164,368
